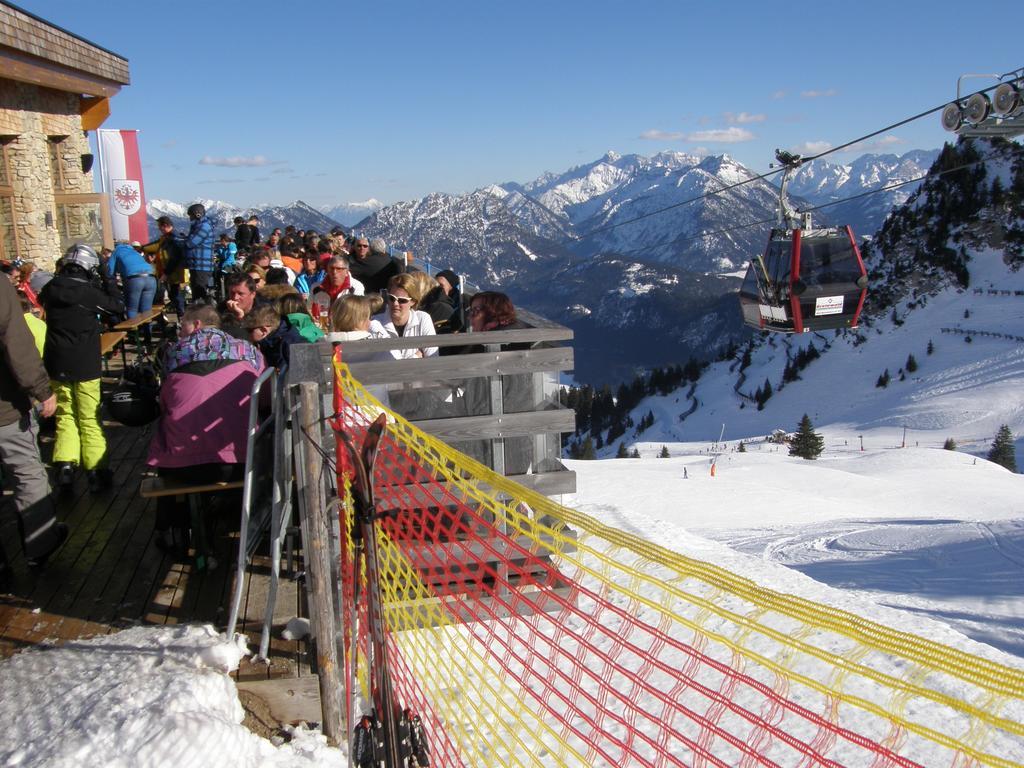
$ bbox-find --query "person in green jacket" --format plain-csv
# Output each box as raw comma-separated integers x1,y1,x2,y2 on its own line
277,293,324,342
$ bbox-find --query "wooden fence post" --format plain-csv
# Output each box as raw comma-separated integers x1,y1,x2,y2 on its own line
293,382,343,744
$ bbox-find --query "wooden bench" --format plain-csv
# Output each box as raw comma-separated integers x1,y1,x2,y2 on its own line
100,330,127,372
140,475,244,571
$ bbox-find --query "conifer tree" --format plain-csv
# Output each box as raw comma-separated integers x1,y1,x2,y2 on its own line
927,340,934,355
658,445,670,458
906,354,918,373
943,437,957,451
616,442,629,459
630,447,641,459
987,425,1017,472
737,441,746,453
580,436,596,460
789,414,825,460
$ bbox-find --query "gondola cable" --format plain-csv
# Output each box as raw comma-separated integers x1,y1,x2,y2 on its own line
578,81,1010,240
586,146,1003,264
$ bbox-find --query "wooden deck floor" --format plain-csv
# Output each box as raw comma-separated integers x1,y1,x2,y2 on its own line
0,390,312,682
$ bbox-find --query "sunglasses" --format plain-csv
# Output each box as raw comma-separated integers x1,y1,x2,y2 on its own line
386,294,413,305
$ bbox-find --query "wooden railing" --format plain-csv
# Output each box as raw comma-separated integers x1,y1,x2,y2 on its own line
288,309,576,495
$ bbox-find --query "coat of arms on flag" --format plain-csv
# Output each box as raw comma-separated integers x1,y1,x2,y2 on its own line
112,179,142,215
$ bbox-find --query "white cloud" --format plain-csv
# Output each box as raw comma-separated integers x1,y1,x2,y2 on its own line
725,112,766,124
686,127,755,143
199,155,274,167
801,89,838,99
791,141,832,155
771,90,787,100
639,129,686,141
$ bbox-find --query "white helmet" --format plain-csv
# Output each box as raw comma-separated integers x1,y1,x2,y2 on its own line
61,243,99,272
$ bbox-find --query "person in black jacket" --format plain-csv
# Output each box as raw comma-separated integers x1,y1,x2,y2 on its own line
39,244,124,492
348,236,404,294
233,216,253,253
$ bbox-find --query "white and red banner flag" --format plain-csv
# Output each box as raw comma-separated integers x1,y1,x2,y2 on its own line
97,129,148,243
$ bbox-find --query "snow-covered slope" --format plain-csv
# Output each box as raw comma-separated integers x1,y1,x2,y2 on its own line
597,242,1024,460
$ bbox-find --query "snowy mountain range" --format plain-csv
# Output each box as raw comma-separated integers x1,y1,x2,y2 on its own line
354,148,938,381
146,199,343,240
577,138,1024,463
787,149,940,237
318,199,383,227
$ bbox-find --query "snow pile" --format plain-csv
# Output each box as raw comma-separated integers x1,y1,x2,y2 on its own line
0,625,344,767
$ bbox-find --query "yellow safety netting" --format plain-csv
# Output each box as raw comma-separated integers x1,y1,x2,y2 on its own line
332,359,1024,768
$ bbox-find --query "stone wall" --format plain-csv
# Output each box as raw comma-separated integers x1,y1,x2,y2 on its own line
0,80,92,267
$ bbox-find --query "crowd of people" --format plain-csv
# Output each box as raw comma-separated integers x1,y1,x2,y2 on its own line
0,204,532,573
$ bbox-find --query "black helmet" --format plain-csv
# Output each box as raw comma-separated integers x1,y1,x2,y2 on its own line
107,383,160,427
187,203,206,220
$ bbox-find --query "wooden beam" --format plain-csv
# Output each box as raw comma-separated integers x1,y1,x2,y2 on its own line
0,47,123,97
237,677,323,725
411,408,576,442
293,383,344,744
347,346,573,385
80,96,110,130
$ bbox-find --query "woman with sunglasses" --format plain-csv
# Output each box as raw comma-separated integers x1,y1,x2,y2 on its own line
374,273,437,359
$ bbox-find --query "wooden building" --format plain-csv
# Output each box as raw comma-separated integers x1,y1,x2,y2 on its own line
0,2,128,265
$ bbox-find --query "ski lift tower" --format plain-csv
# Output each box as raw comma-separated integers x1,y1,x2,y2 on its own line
941,69,1024,138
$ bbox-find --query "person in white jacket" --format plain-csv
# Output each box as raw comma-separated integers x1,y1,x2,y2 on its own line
373,273,438,359
325,294,391,405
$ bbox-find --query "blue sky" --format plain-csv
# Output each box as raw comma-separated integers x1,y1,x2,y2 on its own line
22,0,1024,208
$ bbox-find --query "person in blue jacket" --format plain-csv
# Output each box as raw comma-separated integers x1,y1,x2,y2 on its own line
184,203,215,303
106,240,156,342
214,233,238,301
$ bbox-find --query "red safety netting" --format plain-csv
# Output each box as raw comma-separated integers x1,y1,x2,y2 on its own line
329,358,1024,768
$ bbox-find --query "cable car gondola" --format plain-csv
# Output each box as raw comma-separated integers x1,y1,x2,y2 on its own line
739,150,868,334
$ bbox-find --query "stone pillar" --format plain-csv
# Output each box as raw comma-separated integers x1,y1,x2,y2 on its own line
0,80,94,268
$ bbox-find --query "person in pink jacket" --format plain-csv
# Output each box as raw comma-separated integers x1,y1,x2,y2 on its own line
146,304,265,553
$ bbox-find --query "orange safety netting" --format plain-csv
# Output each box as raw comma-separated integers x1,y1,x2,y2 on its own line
330,357,1024,768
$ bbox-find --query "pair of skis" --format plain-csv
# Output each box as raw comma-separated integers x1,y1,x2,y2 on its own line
337,413,430,768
